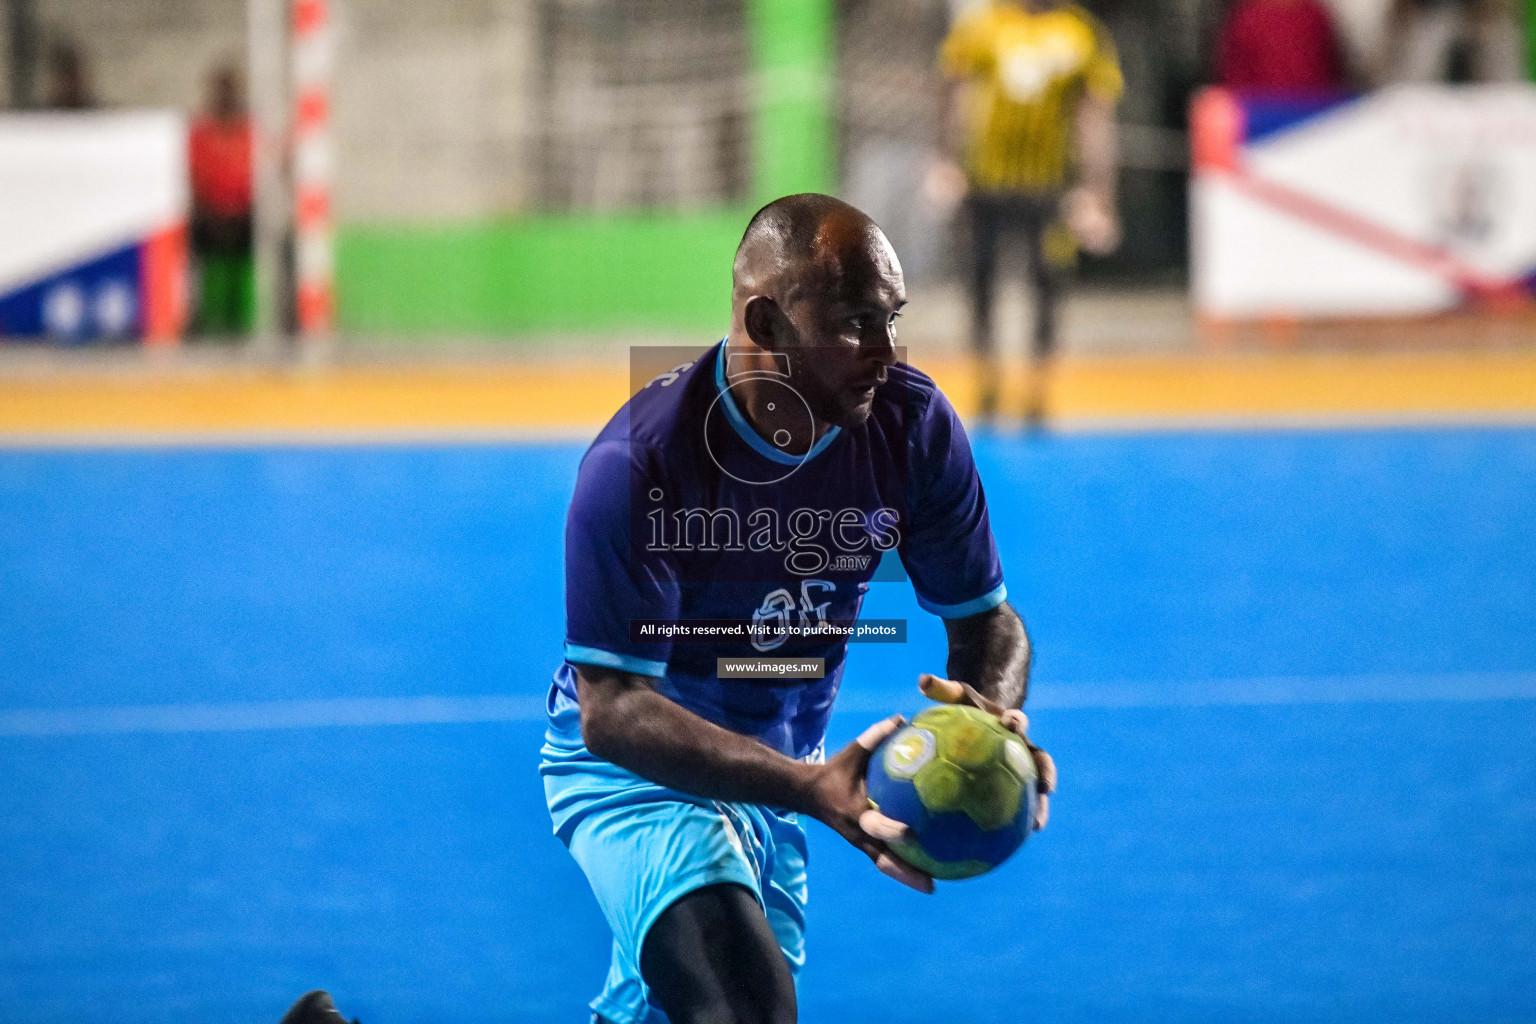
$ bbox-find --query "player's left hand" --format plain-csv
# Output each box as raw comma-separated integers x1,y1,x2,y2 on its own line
917,673,1056,831
1062,186,1121,257
923,157,968,215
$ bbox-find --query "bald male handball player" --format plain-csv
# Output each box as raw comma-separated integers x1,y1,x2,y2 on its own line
540,193,1056,1024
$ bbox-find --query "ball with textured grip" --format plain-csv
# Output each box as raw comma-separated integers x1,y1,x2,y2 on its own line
865,704,1037,880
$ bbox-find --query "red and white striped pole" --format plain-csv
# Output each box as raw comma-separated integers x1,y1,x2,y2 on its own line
291,0,333,339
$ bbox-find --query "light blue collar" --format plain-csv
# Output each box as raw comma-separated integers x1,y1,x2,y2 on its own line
714,341,842,467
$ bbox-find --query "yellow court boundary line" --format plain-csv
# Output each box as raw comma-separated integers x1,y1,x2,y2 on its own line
1,351,1533,440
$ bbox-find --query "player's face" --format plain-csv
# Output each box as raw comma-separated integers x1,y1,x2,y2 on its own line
782,229,906,429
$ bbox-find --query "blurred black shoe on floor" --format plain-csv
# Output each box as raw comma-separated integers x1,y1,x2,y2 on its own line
278,990,358,1024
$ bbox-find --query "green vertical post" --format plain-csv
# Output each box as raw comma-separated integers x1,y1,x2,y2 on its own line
1528,0,1536,80
745,0,836,204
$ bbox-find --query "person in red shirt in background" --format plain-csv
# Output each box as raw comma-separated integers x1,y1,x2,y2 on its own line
189,64,255,336
1217,0,1351,92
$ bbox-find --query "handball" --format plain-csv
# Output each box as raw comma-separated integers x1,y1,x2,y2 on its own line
865,704,1038,880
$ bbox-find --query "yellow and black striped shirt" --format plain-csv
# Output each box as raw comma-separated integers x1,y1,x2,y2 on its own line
940,2,1123,192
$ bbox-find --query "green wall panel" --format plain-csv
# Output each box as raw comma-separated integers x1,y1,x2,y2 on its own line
747,0,836,201
335,0,835,336
336,211,748,336
1528,0,1535,79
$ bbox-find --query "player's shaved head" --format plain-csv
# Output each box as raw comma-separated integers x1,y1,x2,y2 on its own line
727,193,905,433
733,193,890,304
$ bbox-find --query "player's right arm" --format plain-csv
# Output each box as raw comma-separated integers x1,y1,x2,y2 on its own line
576,663,933,893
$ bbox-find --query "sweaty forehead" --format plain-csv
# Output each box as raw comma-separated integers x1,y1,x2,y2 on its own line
810,207,870,265
796,210,900,301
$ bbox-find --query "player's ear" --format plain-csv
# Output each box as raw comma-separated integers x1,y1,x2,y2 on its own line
743,295,787,352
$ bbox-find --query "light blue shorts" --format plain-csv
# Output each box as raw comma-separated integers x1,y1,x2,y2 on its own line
540,684,810,1024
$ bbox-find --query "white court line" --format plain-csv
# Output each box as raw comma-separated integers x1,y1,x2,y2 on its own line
1042,409,1536,435
2,413,1533,450
0,694,547,737
835,671,1536,714
2,672,1534,738
0,425,602,449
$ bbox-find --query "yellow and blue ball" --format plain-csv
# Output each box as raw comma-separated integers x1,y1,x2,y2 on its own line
866,704,1038,880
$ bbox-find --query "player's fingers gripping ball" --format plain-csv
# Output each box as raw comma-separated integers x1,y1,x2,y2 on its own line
865,704,1038,880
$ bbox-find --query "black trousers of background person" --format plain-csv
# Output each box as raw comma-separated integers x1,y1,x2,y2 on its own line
965,190,1064,361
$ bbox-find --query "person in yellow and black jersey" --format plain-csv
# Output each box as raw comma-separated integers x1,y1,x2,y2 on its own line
933,0,1123,426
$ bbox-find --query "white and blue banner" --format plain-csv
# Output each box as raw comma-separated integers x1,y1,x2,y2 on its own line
1192,85,1536,319
0,110,188,343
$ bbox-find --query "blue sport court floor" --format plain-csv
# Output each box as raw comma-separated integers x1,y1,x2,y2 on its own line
2,426,1533,1023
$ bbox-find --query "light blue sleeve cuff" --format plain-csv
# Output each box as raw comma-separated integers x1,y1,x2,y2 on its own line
564,643,668,678
915,582,1008,619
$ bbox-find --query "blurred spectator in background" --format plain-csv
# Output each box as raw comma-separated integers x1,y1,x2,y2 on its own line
1216,0,1350,92
933,0,1122,427
189,63,255,337
1381,0,1527,83
42,40,96,110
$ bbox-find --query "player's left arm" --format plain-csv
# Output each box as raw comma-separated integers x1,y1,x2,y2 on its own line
903,384,1056,826
926,8,986,210
1064,20,1124,256
1072,94,1118,213
940,601,1030,709
921,604,1056,830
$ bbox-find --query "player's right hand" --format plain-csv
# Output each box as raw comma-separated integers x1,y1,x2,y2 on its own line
803,715,935,894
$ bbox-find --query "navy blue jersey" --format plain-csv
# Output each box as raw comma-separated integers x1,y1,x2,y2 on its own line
555,341,1005,759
